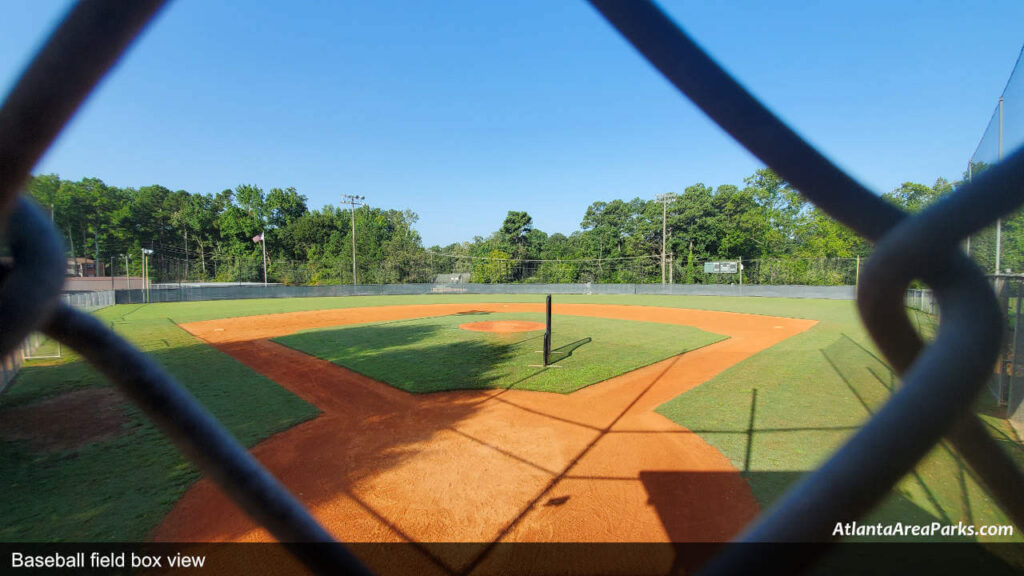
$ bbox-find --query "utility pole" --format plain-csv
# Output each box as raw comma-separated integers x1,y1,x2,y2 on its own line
655,193,677,284
341,194,366,286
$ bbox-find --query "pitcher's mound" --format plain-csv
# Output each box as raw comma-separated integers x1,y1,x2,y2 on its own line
459,320,546,333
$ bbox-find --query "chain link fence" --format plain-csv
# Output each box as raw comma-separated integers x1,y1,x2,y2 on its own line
114,282,854,305
1,2,1022,575
140,250,865,288
0,290,113,390
991,276,1024,435
968,46,1024,275
906,278,1024,437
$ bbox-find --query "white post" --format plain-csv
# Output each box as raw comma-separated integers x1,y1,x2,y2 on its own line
261,234,268,286
855,255,860,290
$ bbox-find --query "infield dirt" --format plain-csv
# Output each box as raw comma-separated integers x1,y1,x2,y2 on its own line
154,302,815,573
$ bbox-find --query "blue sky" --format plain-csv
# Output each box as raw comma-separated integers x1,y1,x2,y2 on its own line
2,1,1022,246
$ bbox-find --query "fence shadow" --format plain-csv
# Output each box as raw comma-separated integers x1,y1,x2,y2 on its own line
547,337,592,364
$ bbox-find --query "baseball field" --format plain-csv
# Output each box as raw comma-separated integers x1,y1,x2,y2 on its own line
1,294,1021,573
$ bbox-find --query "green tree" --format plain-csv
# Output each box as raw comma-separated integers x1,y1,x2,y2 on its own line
473,249,513,283
882,181,943,213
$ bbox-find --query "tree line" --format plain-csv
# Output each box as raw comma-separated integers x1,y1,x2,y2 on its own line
27,167,1005,286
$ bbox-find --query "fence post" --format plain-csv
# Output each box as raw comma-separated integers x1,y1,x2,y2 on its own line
1010,291,1021,407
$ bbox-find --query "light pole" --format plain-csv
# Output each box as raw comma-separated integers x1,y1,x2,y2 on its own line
655,193,677,284
341,194,365,286
142,248,153,303
121,253,129,298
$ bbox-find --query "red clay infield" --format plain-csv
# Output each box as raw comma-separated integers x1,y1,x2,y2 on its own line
154,303,816,574
458,320,546,333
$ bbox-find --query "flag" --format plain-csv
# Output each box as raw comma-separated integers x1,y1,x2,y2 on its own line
252,232,264,243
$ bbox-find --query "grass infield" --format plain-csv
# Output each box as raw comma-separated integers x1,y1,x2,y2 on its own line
273,312,726,394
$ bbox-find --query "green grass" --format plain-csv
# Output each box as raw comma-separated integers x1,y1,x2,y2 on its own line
274,312,726,394
654,297,1023,569
0,306,319,541
1,293,1020,564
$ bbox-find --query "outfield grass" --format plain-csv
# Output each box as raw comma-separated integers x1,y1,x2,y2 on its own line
274,312,726,394
0,306,319,541
655,298,1023,568
0,293,1019,558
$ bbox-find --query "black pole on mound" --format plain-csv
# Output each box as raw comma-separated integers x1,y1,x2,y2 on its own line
544,294,552,365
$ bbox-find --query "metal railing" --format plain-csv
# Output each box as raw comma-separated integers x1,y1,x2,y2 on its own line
0,1,1021,575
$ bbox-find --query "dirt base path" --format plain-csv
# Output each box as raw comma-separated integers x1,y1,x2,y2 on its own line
154,303,815,574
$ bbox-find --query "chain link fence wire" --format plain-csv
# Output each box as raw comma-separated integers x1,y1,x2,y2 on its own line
989,276,1024,436
968,46,1024,275
0,1,369,574
1,1,1023,575
140,249,865,288
918,275,1024,434
585,2,1024,575
0,289,111,390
